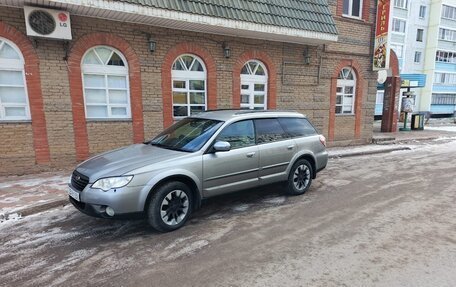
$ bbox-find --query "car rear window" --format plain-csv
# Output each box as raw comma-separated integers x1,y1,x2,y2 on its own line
278,117,317,137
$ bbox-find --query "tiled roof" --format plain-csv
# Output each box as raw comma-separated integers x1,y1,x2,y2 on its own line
117,0,338,35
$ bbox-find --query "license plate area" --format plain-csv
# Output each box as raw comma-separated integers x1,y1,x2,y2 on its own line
67,186,80,202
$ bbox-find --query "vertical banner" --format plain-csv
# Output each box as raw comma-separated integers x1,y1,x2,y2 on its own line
373,0,392,71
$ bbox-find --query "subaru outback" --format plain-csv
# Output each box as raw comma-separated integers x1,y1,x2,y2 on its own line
68,110,328,232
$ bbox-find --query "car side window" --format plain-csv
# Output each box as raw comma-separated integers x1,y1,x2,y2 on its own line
217,120,255,149
278,118,317,138
254,118,289,144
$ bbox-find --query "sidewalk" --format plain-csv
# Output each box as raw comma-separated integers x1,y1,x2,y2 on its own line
1,120,456,221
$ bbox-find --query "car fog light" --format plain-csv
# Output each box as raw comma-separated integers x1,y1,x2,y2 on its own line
106,207,115,217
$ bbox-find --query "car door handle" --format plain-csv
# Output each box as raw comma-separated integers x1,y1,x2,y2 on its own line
246,152,256,158
287,145,295,150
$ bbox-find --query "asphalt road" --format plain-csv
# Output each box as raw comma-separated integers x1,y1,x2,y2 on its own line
1,139,455,287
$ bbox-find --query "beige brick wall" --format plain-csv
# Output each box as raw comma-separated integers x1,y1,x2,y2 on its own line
87,121,133,155
0,123,35,175
0,1,378,175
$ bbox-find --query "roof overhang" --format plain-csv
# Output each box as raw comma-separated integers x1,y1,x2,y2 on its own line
0,0,338,45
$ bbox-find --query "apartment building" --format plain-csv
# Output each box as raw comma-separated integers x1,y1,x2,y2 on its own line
376,0,456,117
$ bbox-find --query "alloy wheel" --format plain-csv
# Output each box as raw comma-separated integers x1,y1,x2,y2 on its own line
160,190,189,226
293,164,310,191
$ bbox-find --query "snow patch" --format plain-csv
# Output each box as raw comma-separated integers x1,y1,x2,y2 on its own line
325,179,352,187
50,249,97,272
426,126,456,133
262,196,286,205
233,204,250,212
0,175,68,189
0,212,22,223
166,240,209,260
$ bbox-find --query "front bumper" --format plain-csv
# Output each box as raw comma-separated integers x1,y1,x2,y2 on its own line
69,197,144,219
68,183,146,218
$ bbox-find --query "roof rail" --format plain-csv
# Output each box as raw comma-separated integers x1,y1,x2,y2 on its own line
233,109,299,115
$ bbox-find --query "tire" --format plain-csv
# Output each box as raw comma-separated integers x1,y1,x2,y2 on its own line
147,181,193,232
287,159,313,195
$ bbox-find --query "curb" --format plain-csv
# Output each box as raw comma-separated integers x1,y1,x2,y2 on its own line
1,199,69,221
328,146,412,159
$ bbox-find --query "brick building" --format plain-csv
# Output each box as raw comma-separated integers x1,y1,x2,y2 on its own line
0,0,377,175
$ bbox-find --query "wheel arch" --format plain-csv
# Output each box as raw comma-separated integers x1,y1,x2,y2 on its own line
144,175,202,213
291,154,317,179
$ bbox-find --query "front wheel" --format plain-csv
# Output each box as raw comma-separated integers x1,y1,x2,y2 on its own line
147,181,192,232
287,159,313,195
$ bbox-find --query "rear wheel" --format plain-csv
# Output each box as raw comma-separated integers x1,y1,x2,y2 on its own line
147,181,192,232
287,159,313,195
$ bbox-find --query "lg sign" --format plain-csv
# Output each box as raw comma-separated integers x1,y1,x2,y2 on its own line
58,12,68,27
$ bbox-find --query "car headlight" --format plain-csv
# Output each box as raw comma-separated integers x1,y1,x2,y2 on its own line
91,176,133,191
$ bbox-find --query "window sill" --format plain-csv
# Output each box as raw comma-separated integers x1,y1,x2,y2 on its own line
86,118,132,123
438,39,456,44
339,15,369,24
342,14,362,20
0,120,32,124
335,114,355,117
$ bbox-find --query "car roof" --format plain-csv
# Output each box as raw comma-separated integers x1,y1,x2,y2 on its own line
191,109,306,122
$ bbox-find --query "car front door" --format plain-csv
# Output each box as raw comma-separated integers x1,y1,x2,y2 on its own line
254,118,296,185
202,120,259,197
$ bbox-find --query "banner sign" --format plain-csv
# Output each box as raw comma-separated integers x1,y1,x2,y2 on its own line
373,0,392,71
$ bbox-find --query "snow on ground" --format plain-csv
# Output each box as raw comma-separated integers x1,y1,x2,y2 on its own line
0,172,68,217
426,125,456,132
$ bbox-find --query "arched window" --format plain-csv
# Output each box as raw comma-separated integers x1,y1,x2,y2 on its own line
172,54,207,118
82,46,130,119
0,38,30,121
240,60,268,110
336,67,356,114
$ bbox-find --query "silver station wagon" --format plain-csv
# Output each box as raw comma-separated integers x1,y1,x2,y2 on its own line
68,110,328,232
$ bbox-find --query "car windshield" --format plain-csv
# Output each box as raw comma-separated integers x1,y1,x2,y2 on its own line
149,118,224,152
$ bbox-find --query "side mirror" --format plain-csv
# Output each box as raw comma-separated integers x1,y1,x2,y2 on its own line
213,141,231,152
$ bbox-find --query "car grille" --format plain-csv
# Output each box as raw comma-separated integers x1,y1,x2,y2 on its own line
71,170,89,192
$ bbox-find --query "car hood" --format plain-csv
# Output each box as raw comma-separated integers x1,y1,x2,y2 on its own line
76,144,187,182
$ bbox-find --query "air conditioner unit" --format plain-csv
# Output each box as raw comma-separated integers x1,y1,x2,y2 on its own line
24,6,72,40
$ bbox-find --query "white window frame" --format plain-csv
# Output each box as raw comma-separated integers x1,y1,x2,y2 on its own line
342,0,363,19
394,0,408,9
171,54,207,119
390,43,404,59
376,90,384,105
81,46,131,120
336,67,356,115
442,5,456,21
392,18,407,34
434,72,456,85
240,60,268,110
0,37,31,121
432,93,456,105
439,27,456,42
414,51,422,63
416,29,424,42
419,5,426,18
435,50,456,63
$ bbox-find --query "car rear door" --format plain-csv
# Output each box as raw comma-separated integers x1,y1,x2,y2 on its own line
254,118,296,185
202,120,259,197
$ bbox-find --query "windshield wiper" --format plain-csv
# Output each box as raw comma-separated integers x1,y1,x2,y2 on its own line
149,142,189,152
